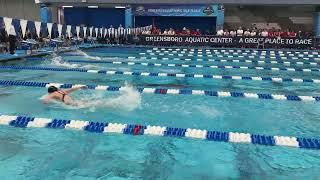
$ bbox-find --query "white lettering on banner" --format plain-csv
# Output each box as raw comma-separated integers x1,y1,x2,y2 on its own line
185,37,210,43
146,36,183,42
210,38,233,43
147,8,201,13
264,38,285,44
142,36,314,47
295,39,312,45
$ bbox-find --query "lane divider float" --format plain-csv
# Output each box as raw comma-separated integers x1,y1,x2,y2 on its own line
1,66,320,84
146,51,319,61
0,115,319,150
67,58,320,70
150,48,320,55
0,79,320,102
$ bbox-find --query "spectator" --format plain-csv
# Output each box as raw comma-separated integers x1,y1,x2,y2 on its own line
223,30,230,36
168,28,175,35
163,29,168,35
194,29,202,36
244,29,251,36
281,29,289,37
261,29,268,37
236,27,243,36
274,29,281,38
230,30,236,37
0,22,8,53
268,28,275,37
297,31,302,38
250,30,257,36
288,31,296,38
216,29,224,36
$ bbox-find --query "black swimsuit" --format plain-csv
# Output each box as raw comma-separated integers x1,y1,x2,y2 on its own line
57,91,67,102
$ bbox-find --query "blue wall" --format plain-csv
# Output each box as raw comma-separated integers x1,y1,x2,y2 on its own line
64,8,125,27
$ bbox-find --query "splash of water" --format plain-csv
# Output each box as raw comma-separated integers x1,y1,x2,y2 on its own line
49,55,98,69
194,105,222,118
43,84,141,112
75,50,102,60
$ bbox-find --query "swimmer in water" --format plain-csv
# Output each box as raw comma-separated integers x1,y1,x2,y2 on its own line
43,85,87,105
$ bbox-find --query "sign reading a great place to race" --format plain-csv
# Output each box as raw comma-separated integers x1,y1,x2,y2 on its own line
138,35,315,48
133,5,222,17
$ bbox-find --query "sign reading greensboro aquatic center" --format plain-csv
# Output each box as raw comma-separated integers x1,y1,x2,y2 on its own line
138,35,314,48
133,5,219,17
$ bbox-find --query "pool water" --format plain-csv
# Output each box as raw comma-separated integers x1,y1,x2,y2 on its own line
0,46,320,179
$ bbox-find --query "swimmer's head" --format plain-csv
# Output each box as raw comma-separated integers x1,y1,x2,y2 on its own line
48,86,58,93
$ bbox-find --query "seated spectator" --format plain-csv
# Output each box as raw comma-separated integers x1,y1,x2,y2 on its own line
223,30,230,36
297,31,302,38
193,29,202,36
274,29,281,37
163,29,168,35
0,25,8,53
261,29,268,37
281,29,289,37
216,29,224,36
244,29,251,36
230,30,236,37
168,28,175,35
181,27,188,35
288,31,296,38
268,28,275,37
236,27,243,36
250,30,257,36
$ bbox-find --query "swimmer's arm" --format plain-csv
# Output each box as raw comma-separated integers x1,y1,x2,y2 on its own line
63,85,87,94
42,94,54,104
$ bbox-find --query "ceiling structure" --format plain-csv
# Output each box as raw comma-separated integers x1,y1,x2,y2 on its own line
36,0,320,5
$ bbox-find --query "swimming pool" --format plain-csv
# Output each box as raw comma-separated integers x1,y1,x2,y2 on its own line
0,46,320,179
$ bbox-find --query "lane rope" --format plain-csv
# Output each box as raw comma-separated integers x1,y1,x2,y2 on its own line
0,115,319,150
66,58,320,70
107,58,320,72
141,53,320,62
149,47,320,55
0,79,319,102
1,65,320,84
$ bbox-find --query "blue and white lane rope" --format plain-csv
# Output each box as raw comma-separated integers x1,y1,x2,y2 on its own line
1,65,320,84
125,58,320,73
1,80,320,102
149,47,320,55
139,53,320,63
1,63,320,74
147,49,320,56
68,58,320,69
0,115,319,150
145,51,320,60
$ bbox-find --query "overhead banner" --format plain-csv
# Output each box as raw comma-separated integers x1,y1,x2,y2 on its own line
34,21,42,37
3,17,12,33
20,19,28,38
95,28,98,38
89,27,93,37
76,26,80,38
83,27,87,37
138,35,314,48
133,5,219,17
47,23,53,38
66,25,71,38
57,24,63,37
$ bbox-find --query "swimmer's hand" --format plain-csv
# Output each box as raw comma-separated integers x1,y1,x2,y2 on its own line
80,85,88,89
64,85,87,94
